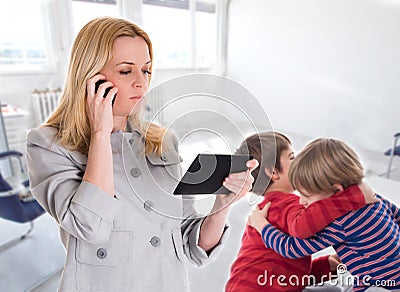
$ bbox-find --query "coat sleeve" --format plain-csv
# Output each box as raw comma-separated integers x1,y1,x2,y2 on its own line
165,131,229,267
26,128,122,244
181,198,230,267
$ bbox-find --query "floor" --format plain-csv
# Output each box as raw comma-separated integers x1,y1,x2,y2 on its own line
1,129,399,292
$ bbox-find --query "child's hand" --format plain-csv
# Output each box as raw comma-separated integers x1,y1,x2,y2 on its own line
358,181,379,204
328,254,341,272
247,202,271,234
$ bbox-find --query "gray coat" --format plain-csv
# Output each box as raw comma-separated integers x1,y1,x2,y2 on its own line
27,126,228,292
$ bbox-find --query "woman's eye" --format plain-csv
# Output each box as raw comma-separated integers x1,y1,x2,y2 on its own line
120,71,131,75
143,70,152,75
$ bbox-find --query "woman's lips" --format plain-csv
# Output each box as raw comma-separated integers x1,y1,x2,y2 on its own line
130,95,143,100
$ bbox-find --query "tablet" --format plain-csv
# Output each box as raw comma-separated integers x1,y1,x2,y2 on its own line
173,154,251,195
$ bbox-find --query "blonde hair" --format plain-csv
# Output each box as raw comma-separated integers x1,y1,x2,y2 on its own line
45,17,166,156
289,138,364,194
236,131,291,195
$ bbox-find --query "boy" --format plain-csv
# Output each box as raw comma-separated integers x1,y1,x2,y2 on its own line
249,138,400,291
226,133,374,291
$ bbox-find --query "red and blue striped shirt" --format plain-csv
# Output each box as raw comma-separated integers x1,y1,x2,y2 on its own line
261,194,400,291
226,185,366,291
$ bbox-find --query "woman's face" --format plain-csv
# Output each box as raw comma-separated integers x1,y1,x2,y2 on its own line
102,36,151,116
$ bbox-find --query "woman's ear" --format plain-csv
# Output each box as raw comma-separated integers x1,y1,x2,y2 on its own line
264,167,279,181
332,184,344,193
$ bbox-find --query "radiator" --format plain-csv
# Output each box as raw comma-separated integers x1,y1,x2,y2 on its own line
31,88,164,126
31,88,62,126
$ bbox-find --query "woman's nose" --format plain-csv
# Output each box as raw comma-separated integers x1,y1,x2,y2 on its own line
133,79,142,88
133,70,146,89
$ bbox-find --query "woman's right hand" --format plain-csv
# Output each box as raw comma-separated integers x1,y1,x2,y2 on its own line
86,75,118,135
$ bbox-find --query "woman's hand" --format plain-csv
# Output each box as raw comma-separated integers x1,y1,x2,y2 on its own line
83,75,118,196
86,75,118,135
199,159,258,251
248,202,271,234
215,159,258,207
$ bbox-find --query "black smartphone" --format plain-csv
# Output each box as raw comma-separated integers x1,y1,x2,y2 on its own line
95,80,116,107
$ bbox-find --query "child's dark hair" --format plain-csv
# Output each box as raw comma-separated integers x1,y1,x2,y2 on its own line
236,131,291,195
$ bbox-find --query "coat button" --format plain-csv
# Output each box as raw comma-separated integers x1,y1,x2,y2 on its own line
144,200,153,211
130,167,141,177
97,248,107,259
150,236,161,247
160,155,168,162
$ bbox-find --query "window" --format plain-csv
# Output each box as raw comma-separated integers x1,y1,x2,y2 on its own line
0,0,51,73
71,0,119,37
142,0,219,69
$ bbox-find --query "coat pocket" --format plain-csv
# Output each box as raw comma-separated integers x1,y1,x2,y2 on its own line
171,228,189,288
171,228,186,261
76,231,132,266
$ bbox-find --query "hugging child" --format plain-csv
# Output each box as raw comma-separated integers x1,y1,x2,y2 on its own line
226,132,373,292
249,138,400,291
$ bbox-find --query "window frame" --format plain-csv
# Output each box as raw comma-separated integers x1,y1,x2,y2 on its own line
0,0,227,75
141,0,226,71
0,0,65,76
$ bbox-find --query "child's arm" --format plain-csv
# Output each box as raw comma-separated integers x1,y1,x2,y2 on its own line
376,194,400,225
247,204,344,258
261,222,345,259
286,183,371,238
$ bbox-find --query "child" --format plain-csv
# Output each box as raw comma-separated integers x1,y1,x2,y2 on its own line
249,138,400,291
226,132,373,292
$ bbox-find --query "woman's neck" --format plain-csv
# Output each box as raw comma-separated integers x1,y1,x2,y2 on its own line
112,115,128,132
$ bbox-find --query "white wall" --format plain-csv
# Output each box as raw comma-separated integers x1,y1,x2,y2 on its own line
226,0,400,153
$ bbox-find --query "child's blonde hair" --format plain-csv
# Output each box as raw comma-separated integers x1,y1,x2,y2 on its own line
289,138,364,194
236,131,291,195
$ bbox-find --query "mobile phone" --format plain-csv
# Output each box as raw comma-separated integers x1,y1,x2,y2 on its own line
95,80,116,107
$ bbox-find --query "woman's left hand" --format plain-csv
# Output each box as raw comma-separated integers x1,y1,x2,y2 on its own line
216,159,258,206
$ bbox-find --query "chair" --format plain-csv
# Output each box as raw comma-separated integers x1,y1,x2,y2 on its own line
1,104,63,290
384,132,400,178
0,151,45,251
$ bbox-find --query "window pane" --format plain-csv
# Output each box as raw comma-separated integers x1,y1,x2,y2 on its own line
142,4,191,68
0,0,49,72
142,0,218,69
71,0,119,37
196,1,217,68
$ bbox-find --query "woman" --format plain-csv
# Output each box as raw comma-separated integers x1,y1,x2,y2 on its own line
26,17,257,291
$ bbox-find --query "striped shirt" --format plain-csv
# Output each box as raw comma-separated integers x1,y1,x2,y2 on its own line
261,195,400,291
225,185,366,292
